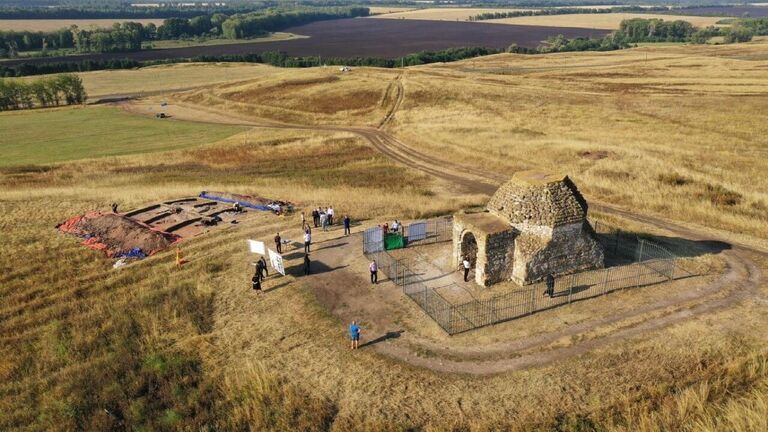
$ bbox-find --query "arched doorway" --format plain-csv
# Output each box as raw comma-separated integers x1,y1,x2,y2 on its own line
461,232,478,268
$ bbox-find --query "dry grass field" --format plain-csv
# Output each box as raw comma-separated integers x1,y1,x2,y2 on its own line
367,6,418,15
485,13,728,29
368,7,532,21
0,18,164,32
15,63,285,99
145,32,307,50
172,67,404,126
2,40,768,431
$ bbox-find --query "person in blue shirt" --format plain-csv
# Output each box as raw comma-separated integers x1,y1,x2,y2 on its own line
349,320,361,349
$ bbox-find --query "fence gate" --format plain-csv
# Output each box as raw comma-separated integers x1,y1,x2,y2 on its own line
363,226,384,254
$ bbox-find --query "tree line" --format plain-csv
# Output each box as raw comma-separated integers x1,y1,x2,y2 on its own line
469,6,669,21
0,7,370,58
0,5,265,20
0,74,86,111
1,22,149,57
0,47,499,77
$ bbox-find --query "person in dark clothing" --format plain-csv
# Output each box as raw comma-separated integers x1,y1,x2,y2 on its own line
111,203,118,213
303,254,311,275
259,257,268,279
274,233,282,254
343,215,351,235
545,273,555,297
252,273,262,294
312,208,320,228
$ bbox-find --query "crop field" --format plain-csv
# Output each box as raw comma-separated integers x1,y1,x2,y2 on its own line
0,18,164,32
1,18,609,68
367,6,417,15
368,7,532,21
2,38,768,431
486,12,728,30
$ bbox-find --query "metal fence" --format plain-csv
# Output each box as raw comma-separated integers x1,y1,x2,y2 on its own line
363,217,452,254
365,219,685,335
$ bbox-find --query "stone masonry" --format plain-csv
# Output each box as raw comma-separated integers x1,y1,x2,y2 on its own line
453,171,604,286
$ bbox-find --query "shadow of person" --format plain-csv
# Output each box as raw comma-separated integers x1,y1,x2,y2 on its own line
285,261,348,276
360,330,403,348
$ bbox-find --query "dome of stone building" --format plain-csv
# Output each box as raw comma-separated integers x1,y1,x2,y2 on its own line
486,171,588,227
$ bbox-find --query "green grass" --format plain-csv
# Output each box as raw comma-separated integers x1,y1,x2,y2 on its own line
0,106,246,167
143,32,307,50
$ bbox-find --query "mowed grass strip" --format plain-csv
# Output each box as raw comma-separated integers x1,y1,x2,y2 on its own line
0,106,246,167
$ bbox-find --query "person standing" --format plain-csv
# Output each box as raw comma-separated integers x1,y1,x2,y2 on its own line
545,273,555,297
274,232,282,254
304,230,312,253
462,256,471,282
111,203,119,213
300,211,306,227
328,206,335,225
312,208,320,228
303,254,311,275
343,215,351,236
349,320,361,350
369,260,378,284
252,272,262,295
259,256,268,280
321,212,328,232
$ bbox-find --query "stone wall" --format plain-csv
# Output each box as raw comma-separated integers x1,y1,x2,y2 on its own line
482,229,517,286
452,172,604,287
452,212,517,286
487,173,587,228
511,221,604,284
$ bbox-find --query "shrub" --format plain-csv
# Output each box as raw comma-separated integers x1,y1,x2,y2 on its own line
658,173,692,186
698,183,743,207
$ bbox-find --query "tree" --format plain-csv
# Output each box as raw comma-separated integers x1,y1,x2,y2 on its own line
724,26,754,43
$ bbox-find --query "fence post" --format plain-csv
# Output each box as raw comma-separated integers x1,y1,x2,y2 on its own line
635,240,646,288
529,286,536,315
601,267,610,295
568,276,573,304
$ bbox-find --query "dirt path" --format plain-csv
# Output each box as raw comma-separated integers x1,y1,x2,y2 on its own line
117,82,768,374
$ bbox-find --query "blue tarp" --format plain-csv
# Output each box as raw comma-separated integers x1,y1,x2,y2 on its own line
115,247,146,259
199,192,275,212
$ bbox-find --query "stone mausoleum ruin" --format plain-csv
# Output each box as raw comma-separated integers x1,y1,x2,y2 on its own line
453,171,604,286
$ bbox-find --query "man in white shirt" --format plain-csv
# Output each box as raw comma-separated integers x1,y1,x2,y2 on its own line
462,257,472,282
328,206,335,225
304,230,312,253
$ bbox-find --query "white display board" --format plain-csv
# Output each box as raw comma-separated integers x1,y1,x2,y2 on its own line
268,249,285,276
247,239,266,255
407,221,427,242
363,226,384,254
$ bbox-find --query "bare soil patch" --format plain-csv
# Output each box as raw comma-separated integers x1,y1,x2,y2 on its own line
57,211,179,258
578,150,611,160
